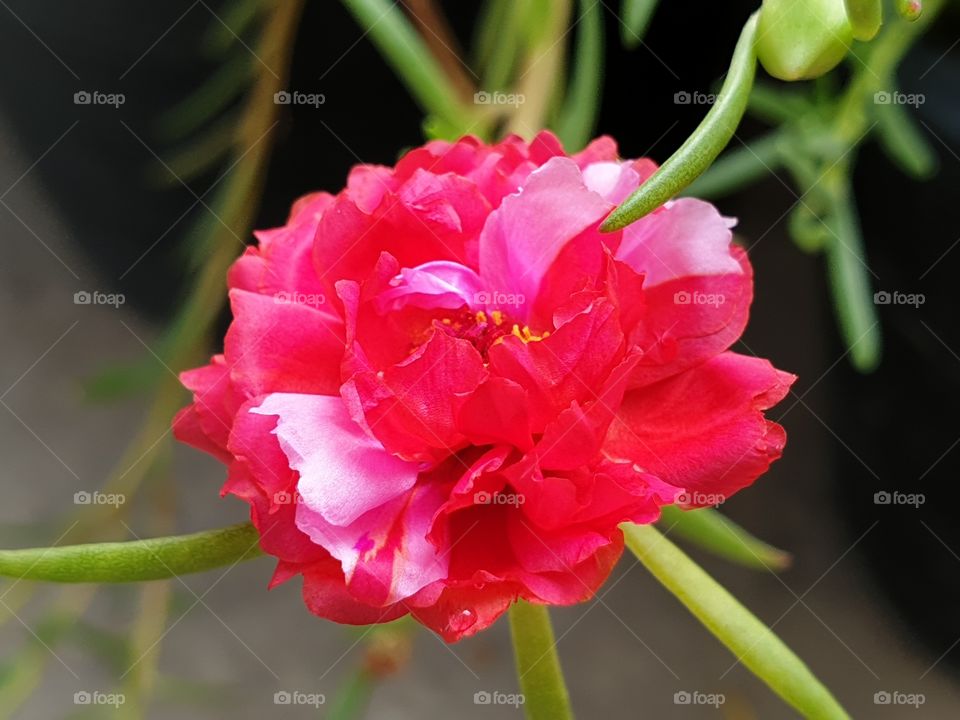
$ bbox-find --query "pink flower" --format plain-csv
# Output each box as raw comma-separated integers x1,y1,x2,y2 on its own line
174,132,795,641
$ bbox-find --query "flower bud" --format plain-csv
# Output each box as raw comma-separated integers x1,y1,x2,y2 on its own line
757,0,855,81
896,0,922,21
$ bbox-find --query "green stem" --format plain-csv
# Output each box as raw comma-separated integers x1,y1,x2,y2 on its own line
509,600,575,720
623,523,850,719
601,12,758,231
340,0,475,133
658,506,792,571
0,523,263,583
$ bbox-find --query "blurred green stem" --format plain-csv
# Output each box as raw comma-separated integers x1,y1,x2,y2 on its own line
623,524,850,719
509,600,574,720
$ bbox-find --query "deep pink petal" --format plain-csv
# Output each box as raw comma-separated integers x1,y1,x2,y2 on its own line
605,352,795,502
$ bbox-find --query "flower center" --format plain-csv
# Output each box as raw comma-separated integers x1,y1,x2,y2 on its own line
434,309,549,356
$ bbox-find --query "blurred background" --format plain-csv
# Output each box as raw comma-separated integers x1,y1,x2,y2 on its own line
0,0,958,717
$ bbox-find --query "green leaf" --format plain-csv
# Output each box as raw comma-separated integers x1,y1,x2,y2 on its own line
0,523,263,583
620,0,659,48
875,98,938,179
658,506,792,571
203,0,265,57
155,51,252,143
509,601,574,720
554,0,604,151
822,170,882,372
340,0,475,134
601,12,759,231
747,81,812,124
623,523,851,719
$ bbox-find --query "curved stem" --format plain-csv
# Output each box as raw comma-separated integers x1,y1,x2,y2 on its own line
623,523,851,719
509,600,575,720
0,523,263,583
601,12,758,231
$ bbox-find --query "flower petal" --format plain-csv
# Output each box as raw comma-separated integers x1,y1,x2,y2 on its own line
478,157,611,319
252,393,419,526
605,352,795,502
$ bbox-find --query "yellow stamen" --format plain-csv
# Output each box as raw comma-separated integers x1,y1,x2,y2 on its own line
509,324,550,343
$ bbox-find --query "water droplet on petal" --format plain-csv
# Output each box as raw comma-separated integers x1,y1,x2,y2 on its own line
448,608,477,633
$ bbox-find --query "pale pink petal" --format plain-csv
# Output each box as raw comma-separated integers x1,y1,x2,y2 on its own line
374,260,483,314
478,157,611,318
252,393,420,526
616,198,741,286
